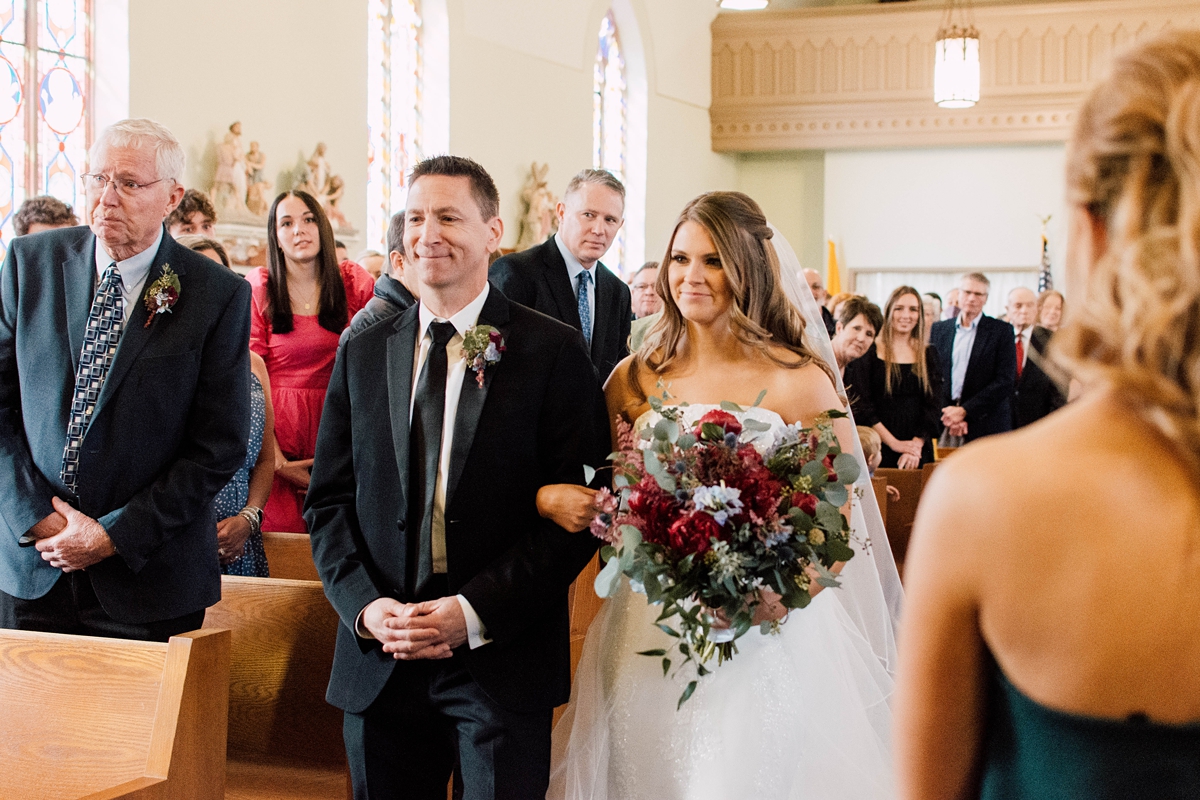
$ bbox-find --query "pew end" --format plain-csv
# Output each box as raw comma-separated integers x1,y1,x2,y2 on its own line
261,531,320,581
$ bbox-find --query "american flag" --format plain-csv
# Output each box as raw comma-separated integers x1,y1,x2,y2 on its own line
1037,215,1053,292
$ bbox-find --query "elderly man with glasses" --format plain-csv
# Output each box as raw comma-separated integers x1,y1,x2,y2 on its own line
0,118,251,641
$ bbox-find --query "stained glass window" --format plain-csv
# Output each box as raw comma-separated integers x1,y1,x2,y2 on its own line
367,0,422,252
593,10,627,276
0,0,91,256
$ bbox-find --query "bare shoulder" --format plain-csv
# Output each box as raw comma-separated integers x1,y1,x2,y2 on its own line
603,355,644,417
768,358,843,425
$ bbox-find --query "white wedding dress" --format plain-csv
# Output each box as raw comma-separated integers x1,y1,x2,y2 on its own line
548,404,897,800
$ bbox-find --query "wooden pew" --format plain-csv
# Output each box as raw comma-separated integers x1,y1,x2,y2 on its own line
0,627,230,800
261,531,319,581
875,467,927,578
203,576,349,800
870,476,889,529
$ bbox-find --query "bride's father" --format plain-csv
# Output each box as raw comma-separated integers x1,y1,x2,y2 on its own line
305,155,604,799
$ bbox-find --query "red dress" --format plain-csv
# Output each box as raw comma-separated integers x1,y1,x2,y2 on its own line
249,263,375,532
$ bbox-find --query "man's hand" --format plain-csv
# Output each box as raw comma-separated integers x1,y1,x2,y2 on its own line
22,511,67,544
34,497,116,572
361,597,453,660
940,405,966,427
949,421,968,438
391,596,468,654
536,484,599,532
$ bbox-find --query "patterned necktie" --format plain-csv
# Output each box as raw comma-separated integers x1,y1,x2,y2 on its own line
1015,332,1025,381
409,320,457,599
60,263,124,494
577,269,592,347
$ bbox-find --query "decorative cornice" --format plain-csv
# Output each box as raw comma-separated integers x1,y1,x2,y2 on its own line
711,0,1200,151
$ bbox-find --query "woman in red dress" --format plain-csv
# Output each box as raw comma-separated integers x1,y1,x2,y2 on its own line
249,191,375,532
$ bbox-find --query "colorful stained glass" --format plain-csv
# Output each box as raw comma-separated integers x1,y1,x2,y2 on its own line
367,0,422,252
593,11,627,276
0,0,89,257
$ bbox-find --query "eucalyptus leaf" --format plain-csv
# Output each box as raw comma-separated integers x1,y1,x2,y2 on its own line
816,575,842,589
613,473,629,489
599,545,616,562
676,432,696,449
648,394,663,412
658,624,681,638
582,464,596,484
637,648,667,657
719,400,744,413
678,681,698,709
594,555,622,598
823,483,848,508
653,418,674,442
801,460,828,482
832,452,861,485
825,538,855,563
741,418,773,433
662,657,672,676
753,389,767,407
640,428,654,440
816,502,843,531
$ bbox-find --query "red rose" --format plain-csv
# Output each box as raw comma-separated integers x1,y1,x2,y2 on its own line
667,510,722,555
694,409,742,439
790,491,818,517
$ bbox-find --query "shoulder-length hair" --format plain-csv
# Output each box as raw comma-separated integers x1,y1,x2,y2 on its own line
264,190,347,335
631,191,835,399
878,285,932,396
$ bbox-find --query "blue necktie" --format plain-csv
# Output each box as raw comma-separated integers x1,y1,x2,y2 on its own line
577,269,592,347
61,263,124,494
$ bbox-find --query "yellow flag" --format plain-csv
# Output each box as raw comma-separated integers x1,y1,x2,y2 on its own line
826,239,842,296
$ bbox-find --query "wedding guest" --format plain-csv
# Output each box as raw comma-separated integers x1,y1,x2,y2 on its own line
165,188,216,238
826,291,855,323
922,293,942,341
803,267,837,337
929,273,1015,444
335,239,349,264
249,191,375,533
630,261,661,319
897,32,1200,799
14,195,78,236
1008,286,1065,429
490,168,632,381
846,286,942,468
355,249,386,280
178,235,276,577
340,211,418,345
858,425,901,501
941,287,961,321
1037,288,1065,331
831,296,883,374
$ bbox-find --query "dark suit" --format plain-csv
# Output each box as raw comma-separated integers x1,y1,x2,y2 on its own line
0,226,250,634
305,284,604,797
489,235,631,382
1013,326,1065,429
929,314,1016,442
337,273,416,346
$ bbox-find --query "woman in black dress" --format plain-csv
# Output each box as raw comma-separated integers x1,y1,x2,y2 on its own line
844,285,942,468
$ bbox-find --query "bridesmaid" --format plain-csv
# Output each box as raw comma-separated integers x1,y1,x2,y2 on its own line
897,31,1200,800
249,192,374,533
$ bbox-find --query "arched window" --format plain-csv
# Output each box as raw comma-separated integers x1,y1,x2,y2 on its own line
367,0,422,252
0,0,92,253
593,10,627,275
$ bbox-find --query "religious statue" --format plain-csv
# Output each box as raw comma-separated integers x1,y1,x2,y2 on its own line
308,143,330,198
211,122,250,218
322,175,350,230
294,141,352,231
515,162,557,251
245,140,270,217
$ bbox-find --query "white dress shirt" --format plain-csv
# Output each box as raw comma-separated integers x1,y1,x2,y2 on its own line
356,283,493,649
555,232,595,342
93,226,162,315
950,312,981,402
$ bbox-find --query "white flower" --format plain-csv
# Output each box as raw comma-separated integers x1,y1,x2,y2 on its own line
484,342,500,362
707,540,745,582
692,482,743,527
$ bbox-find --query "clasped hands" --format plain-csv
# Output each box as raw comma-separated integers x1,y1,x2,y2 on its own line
26,496,116,572
889,436,924,471
361,595,468,660
940,406,969,439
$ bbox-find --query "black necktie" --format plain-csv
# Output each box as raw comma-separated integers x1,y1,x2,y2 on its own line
409,320,457,599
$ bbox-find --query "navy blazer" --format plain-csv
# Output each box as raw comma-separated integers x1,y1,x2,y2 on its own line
1013,326,1065,429
489,235,632,383
0,226,251,622
929,314,1016,441
305,285,605,714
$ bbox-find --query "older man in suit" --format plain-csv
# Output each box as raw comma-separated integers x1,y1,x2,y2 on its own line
0,118,251,641
1007,286,1065,428
929,272,1016,444
489,168,631,382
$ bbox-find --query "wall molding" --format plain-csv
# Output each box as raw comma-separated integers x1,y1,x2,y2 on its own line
711,0,1200,151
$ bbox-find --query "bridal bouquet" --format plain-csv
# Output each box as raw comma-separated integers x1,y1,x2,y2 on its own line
588,393,858,707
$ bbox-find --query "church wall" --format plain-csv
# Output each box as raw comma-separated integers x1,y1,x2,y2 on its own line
734,150,825,277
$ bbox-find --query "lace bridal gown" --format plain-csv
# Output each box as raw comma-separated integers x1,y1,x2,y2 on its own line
549,404,897,800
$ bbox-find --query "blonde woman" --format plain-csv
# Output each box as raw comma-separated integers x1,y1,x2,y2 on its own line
1037,288,1065,331
897,32,1200,799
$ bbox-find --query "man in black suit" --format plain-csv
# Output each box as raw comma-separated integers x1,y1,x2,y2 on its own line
305,156,604,799
489,168,631,382
0,119,250,640
1006,286,1065,428
929,272,1016,443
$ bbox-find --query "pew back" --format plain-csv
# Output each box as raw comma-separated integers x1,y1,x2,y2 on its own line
875,467,926,577
261,531,319,581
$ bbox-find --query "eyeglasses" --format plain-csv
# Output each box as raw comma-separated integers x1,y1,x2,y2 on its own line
631,282,656,292
81,173,172,197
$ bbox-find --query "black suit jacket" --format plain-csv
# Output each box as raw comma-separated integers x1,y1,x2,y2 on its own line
1013,326,1064,429
489,235,631,382
305,284,605,714
0,226,250,621
338,273,416,346
929,314,1016,441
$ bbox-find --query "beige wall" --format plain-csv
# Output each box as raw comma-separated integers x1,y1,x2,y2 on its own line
734,151,824,276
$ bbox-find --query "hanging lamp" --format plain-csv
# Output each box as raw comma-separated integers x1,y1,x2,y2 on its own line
934,0,980,109
719,0,768,10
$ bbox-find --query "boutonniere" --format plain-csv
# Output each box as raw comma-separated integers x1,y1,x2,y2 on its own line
462,324,505,388
142,265,180,328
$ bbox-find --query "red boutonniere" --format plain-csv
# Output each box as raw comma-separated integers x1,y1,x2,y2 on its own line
142,265,180,328
461,324,505,388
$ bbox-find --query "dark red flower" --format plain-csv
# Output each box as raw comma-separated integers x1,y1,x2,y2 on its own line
626,477,677,545
667,511,722,555
822,453,837,481
694,409,742,439
790,491,818,517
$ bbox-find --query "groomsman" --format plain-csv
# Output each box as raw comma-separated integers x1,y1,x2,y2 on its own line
930,272,1016,444
1007,286,1064,429
490,169,632,382
0,119,251,640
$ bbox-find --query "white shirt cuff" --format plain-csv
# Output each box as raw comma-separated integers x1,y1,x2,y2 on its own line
354,604,374,639
456,594,492,649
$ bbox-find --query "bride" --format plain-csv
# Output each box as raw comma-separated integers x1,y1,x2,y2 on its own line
538,192,901,799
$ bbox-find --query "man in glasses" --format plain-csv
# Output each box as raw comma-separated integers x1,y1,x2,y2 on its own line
0,118,251,641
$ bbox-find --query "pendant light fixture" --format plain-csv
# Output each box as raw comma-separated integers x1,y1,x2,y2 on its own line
934,0,980,109
719,0,768,10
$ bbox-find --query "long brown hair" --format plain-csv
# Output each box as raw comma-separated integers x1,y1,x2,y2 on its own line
878,285,931,396
630,191,835,399
1054,30,1200,471
264,190,347,335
